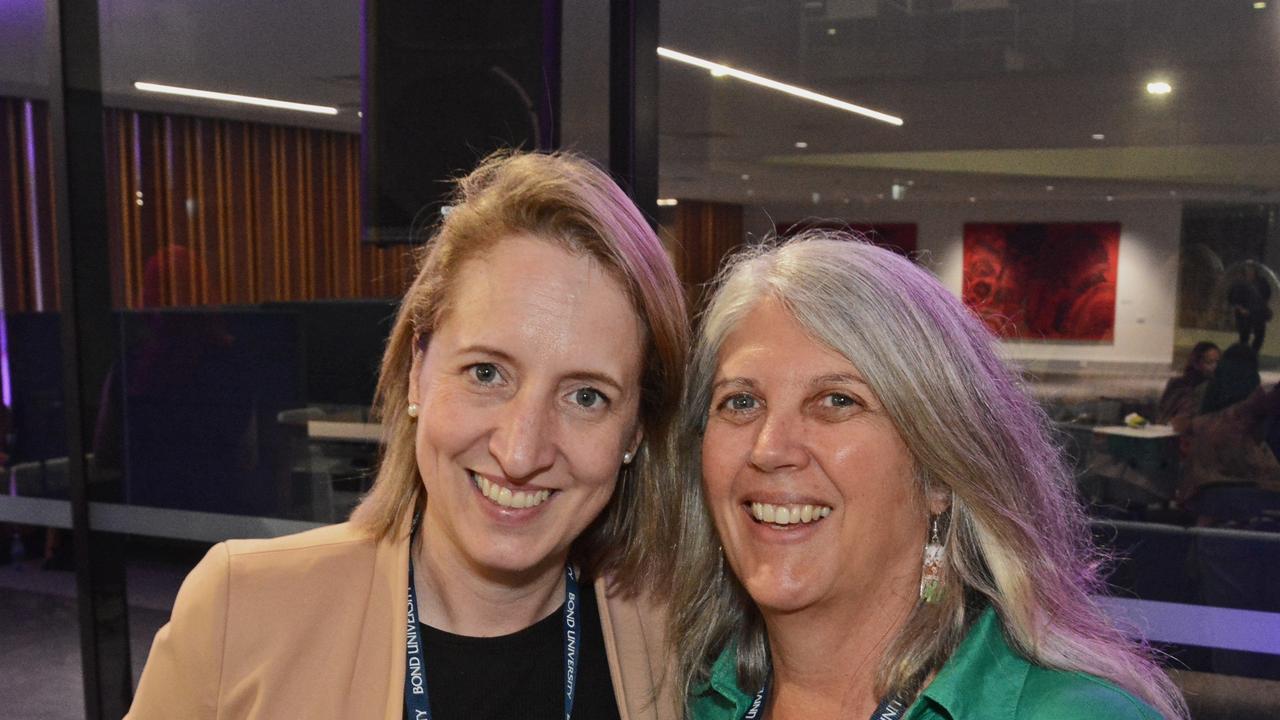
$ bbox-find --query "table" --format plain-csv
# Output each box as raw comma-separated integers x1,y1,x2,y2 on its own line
1086,424,1181,503
1093,424,1178,440
306,420,384,443
276,408,383,521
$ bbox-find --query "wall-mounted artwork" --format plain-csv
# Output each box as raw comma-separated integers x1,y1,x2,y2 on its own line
780,221,918,256
962,222,1120,341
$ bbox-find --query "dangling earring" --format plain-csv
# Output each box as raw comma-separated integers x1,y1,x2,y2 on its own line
407,402,419,419
920,515,945,603
715,543,726,585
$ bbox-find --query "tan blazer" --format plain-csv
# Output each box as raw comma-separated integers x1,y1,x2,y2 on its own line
127,522,677,719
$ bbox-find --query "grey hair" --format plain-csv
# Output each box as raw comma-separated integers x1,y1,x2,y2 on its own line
671,231,1188,719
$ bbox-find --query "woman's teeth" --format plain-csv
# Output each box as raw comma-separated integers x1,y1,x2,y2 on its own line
472,473,551,509
750,502,832,525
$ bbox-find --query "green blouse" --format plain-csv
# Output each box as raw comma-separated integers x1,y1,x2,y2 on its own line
688,607,1164,720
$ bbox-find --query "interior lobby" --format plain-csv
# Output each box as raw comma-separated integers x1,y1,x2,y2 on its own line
1,1,1279,718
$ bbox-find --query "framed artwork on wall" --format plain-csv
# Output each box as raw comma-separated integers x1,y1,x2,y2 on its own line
962,222,1120,341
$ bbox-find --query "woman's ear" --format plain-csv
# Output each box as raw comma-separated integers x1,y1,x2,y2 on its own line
408,332,427,401
927,484,953,516
626,426,644,460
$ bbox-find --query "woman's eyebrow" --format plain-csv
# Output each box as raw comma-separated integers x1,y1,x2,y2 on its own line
563,370,624,393
807,372,868,389
711,377,756,393
457,344,517,364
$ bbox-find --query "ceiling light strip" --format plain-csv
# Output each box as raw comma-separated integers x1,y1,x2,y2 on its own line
133,82,339,115
657,47,903,127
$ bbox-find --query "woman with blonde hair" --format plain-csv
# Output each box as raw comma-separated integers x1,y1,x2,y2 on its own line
128,151,688,719
674,233,1187,719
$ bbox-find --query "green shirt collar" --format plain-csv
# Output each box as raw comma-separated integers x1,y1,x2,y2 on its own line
690,636,760,719
692,607,1029,720
914,607,1029,719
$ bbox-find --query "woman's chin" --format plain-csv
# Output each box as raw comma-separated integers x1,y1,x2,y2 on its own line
738,570,827,616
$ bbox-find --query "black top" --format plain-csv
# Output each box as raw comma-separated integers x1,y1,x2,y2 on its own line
419,580,622,720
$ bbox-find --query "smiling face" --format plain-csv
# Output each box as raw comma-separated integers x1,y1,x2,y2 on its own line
702,299,927,616
410,234,645,581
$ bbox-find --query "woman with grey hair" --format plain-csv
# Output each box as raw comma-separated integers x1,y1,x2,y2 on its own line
673,233,1187,719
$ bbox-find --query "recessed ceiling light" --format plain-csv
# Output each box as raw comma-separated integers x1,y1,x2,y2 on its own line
741,173,751,180
1254,1,1266,9
133,81,339,115
1106,195,1115,202
1091,133,1105,140
656,198,679,207
657,47,905,126
827,27,838,35
1146,80,1172,95
968,196,977,203
1045,185,1055,191
357,111,364,118
795,141,809,149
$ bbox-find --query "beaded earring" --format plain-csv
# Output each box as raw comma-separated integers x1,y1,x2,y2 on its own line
920,515,945,603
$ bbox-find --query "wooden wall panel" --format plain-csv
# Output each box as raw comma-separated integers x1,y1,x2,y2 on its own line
101,108,415,308
0,98,59,313
672,200,745,312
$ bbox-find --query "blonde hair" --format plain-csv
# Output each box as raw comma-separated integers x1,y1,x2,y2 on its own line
352,150,689,590
672,232,1188,719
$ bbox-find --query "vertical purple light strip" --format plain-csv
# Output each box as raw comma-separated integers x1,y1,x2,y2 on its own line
0,168,10,409
23,101,44,312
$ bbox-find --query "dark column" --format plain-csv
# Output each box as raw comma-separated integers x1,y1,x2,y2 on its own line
609,0,659,223
362,1,563,244
47,0,132,716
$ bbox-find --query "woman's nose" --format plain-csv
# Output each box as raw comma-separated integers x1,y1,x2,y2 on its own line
748,411,809,473
489,393,557,481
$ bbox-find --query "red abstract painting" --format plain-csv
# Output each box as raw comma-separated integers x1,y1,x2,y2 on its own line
962,222,1119,341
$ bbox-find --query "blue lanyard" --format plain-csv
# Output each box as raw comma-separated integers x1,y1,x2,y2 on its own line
403,550,581,720
741,680,905,720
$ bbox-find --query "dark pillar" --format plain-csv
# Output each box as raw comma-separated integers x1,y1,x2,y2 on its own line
362,1,563,244
47,0,132,716
609,0,659,224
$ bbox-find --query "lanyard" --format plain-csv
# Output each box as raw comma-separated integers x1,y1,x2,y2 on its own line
741,680,906,720
403,545,581,720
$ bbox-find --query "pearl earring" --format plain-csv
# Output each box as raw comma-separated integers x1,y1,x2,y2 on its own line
407,402,419,419
622,451,634,465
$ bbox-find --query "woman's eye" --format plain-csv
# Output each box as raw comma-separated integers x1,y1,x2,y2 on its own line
823,393,856,408
572,387,608,409
719,393,757,412
468,363,501,385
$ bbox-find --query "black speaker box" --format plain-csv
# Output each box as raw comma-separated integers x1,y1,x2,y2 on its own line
361,1,562,244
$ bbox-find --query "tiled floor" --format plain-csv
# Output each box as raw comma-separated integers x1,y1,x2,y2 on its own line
0,558,180,720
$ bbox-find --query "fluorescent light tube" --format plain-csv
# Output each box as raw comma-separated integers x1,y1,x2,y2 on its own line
657,47,903,126
133,82,339,115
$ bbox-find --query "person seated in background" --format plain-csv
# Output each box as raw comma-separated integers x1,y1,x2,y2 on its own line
1157,341,1220,425
673,233,1187,720
1173,343,1280,518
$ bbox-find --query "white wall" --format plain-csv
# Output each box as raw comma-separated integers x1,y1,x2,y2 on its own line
750,197,1183,370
